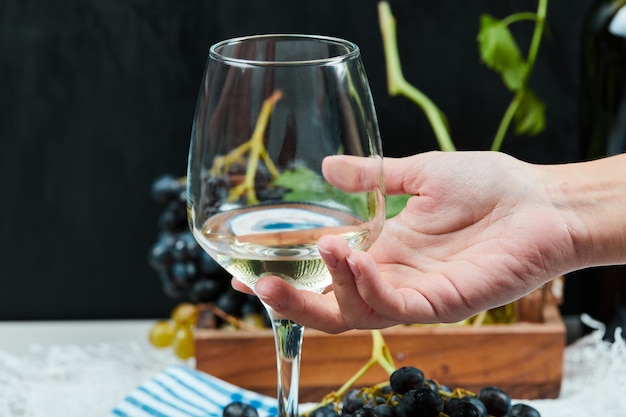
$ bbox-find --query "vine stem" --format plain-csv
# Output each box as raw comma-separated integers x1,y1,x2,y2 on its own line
378,2,456,152
490,0,548,151
490,93,523,152
319,330,396,406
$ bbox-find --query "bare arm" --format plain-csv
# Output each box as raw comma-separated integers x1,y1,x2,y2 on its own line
542,153,626,269
233,151,626,333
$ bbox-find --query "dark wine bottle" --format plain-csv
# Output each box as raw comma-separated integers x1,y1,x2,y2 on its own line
580,0,626,159
578,0,626,335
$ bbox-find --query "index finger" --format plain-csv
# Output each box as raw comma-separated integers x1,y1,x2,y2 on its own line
322,154,432,195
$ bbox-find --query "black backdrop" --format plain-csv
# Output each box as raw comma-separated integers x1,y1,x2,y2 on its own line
0,0,600,320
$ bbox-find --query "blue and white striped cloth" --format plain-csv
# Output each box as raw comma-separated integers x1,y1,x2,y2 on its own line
107,365,278,417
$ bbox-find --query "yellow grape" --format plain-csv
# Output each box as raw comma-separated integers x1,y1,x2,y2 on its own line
172,325,195,360
171,302,198,327
242,313,266,329
148,320,176,348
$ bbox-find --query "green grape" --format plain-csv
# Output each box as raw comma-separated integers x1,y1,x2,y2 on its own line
172,325,195,360
241,313,266,329
171,302,198,327
148,320,176,348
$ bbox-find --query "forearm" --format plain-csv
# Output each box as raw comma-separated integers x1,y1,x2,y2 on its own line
543,153,626,269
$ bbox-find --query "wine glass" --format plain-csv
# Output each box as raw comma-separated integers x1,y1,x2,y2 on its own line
186,34,385,417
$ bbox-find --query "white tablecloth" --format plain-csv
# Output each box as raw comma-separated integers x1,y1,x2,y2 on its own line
0,315,624,417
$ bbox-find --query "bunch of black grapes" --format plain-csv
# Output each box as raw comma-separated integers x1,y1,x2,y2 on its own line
147,174,266,324
223,366,542,417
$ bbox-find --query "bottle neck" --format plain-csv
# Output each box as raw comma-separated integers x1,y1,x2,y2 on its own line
607,1,626,37
580,0,626,160
586,0,626,37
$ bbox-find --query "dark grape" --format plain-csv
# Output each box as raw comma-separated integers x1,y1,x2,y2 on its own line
149,175,239,311
450,400,483,417
189,278,227,303
352,407,379,417
151,174,184,204
239,295,271,326
171,261,198,289
423,378,452,395
240,294,264,316
342,390,366,415
310,404,339,417
202,174,230,217
371,404,394,417
158,199,188,232
256,185,286,202
222,402,259,417
510,403,541,417
148,233,175,272
477,386,511,417
457,397,487,417
215,290,247,316
424,379,436,390
378,384,392,395
158,272,186,298
389,366,425,394
198,250,222,275
171,231,201,261
395,387,443,417
443,397,462,416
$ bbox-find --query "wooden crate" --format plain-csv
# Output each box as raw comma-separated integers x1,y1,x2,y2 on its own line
195,278,566,402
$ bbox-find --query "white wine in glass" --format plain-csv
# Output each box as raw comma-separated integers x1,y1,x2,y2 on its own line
186,34,385,417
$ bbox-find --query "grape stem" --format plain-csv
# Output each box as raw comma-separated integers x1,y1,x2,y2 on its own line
211,90,283,205
204,303,264,331
319,330,396,406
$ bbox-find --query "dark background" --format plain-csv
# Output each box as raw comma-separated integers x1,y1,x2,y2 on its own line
1,0,621,323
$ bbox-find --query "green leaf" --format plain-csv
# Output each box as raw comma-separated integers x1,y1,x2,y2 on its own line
274,167,325,193
477,14,527,91
274,166,369,218
275,169,412,221
514,89,546,136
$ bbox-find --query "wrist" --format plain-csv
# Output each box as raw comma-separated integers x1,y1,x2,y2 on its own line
543,154,626,269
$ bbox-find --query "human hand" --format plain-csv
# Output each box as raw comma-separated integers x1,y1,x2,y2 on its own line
233,151,578,333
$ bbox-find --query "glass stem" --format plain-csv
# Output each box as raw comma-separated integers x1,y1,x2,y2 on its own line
268,313,304,417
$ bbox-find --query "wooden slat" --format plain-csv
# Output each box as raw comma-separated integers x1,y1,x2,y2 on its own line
195,301,565,402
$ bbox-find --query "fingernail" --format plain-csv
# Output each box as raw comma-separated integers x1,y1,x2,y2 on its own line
318,246,339,268
346,256,361,279
255,287,280,309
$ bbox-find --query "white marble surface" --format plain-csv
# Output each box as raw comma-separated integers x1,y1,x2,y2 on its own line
0,316,624,417
0,319,155,355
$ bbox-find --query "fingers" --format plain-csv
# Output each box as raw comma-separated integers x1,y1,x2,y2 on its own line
229,234,424,331
317,235,404,329
229,234,404,332
230,277,255,294
253,276,350,333
317,235,379,325
342,250,401,318
318,234,448,326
